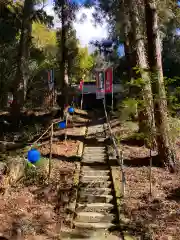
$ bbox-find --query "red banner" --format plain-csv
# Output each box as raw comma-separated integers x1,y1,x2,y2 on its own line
104,67,113,93
79,80,84,91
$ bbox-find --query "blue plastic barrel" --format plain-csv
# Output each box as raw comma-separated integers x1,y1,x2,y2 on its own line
27,149,41,164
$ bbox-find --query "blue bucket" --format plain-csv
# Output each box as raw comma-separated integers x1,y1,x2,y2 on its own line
27,148,41,164
58,120,66,129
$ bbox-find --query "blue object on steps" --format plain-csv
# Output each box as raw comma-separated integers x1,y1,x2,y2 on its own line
68,106,74,113
27,149,40,164
58,120,66,129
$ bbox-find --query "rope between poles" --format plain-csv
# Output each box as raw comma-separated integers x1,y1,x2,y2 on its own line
102,99,126,197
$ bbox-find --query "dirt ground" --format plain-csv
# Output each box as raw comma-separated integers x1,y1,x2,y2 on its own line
0,160,75,240
110,119,180,240
38,140,79,157
0,109,88,239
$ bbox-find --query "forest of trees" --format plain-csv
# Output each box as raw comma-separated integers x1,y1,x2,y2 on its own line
0,0,180,172
0,0,94,111
92,0,180,172
1,1,180,239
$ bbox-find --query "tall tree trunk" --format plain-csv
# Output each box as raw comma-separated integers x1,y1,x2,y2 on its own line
128,0,156,146
11,0,33,119
60,0,68,115
144,0,176,172
122,0,133,81
124,40,132,80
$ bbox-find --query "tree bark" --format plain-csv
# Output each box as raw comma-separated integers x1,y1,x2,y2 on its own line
128,0,156,146
60,0,69,115
122,0,133,81
11,0,33,120
144,0,176,172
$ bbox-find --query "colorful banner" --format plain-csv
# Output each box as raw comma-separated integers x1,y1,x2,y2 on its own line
48,69,54,91
79,79,84,91
104,67,113,93
96,71,105,99
96,67,113,99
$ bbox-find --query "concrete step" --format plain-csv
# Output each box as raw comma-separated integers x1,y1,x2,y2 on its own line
83,151,105,154
60,229,93,239
82,165,109,171
83,152,105,156
84,146,105,149
81,170,110,176
84,148,105,152
75,211,115,223
83,154,106,158
74,221,115,230
78,194,113,203
80,175,110,182
60,230,122,240
79,187,112,196
82,157,106,161
81,159,107,164
84,147,105,150
96,138,106,142
62,236,121,240
76,203,114,213
79,181,112,188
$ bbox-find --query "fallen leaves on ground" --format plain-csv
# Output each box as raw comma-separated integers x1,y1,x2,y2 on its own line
0,160,75,239
38,140,79,157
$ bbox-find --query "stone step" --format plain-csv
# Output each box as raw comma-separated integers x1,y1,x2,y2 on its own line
82,165,109,171
83,149,106,156
84,146,105,148
84,147,105,151
83,149,105,153
81,159,107,164
74,221,115,230
60,230,122,240
76,202,114,213
83,154,106,158
96,137,106,141
79,181,112,188
60,229,93,239
80,175,110,182
81,170,110,176
79,187,112,196
78,194,113,203
82,155,107,161
62,236,120,240
75,211,115,223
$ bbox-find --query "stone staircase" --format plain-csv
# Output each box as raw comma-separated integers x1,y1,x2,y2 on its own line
61,124,121,239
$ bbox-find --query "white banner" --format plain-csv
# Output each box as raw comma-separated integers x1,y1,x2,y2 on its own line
96,70,105,99
48,69,54,91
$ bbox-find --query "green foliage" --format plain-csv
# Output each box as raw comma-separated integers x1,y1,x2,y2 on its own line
164,77,180,114
0,0,56,109
24,157,48,186
32,22,58,61
123,67,180,117
0,1,22,44
56,26,95,84
71,46,94,82
116,98,137,121
169,117,180,143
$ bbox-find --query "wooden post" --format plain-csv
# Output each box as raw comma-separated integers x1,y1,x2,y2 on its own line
111,67,114,112
149,150,152,196
81,84,83,109
65,113,68,148
48,124,53,181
